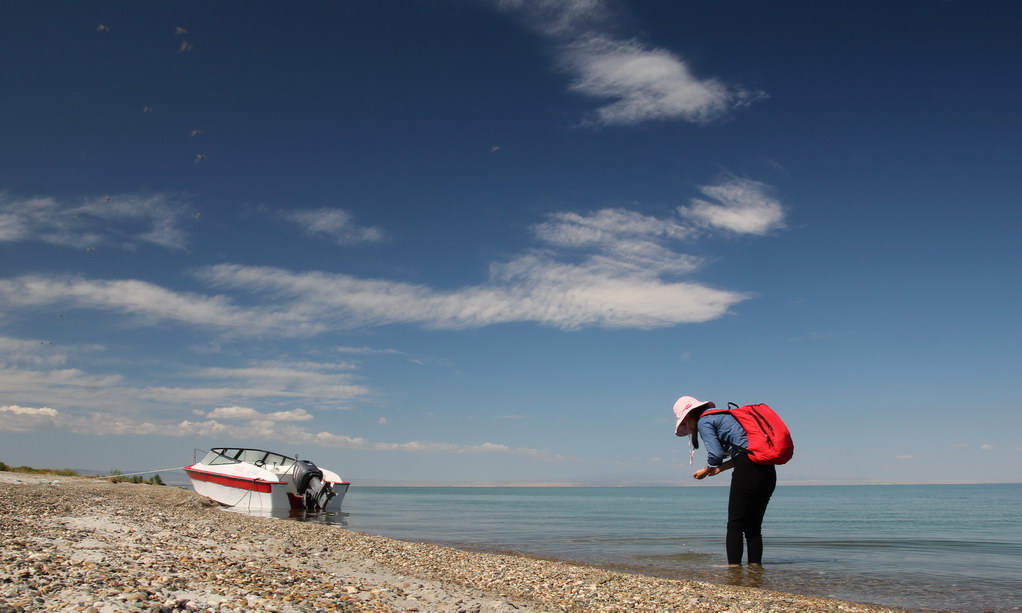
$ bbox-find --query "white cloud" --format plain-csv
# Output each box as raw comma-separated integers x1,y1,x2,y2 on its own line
564,34,755,126
378,417,390,425
1,186,783,333
681,178,785,235
532,208,700,277
200,259,742,331
0,406,558,459
0,336,69,367
534,208,692,248
0,405,60,432
0,191,193,250
0,352,368,417
0,275,325,336
0,366,124,398
283,208,385,245
335,346,406,356
191,362,367,408
492,1,762,126
194,201,766,330
205,406,314,422
267,408,314,421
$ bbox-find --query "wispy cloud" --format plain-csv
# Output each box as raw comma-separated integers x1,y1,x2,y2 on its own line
681,178,785,235
0,344,368,415
0,404,557,458
194,180,774,330
283,208,385,245
0,275,325,336
0,178,782,333
189,361,368,408
199,258,740,331
534,208,692,249
492,1,763,126
204,406,314,422
563,34,757,126
0,335,72,367
0,191,194,250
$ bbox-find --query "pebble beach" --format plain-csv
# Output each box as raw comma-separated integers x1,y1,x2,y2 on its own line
0,473,907,613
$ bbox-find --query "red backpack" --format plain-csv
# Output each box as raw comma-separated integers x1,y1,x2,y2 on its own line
703,402,794,465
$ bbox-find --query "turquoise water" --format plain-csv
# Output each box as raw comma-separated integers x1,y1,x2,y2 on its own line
312,484,1021,613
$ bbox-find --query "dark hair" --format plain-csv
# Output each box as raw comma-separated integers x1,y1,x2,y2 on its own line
690,407,709,449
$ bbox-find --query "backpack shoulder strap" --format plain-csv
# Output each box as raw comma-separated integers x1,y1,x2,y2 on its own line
701,402,739,418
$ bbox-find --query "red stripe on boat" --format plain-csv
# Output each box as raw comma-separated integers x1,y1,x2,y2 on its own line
183,465,285,494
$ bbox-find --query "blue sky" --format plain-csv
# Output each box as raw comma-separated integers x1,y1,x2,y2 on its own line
2,0,1020,484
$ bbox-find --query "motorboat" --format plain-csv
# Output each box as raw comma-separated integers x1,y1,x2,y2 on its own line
184,447,349,513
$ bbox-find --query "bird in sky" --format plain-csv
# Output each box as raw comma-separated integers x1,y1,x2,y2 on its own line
179,41,193,53
175,27,188,35
96,24,109,32
190,129,203,137
194,154,206,163
490,145,501,153
142,106,153,113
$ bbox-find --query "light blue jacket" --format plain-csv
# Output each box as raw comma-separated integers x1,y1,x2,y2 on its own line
697,412,749,468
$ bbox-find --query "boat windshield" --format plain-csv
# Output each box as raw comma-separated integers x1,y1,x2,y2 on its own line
199,448,296,471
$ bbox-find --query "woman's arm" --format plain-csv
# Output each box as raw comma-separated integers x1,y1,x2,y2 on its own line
696,418,727,468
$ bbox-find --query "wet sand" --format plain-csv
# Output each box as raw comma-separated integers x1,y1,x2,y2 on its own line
0,473,906,612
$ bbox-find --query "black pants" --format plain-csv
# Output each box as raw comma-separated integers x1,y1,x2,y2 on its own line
726,453,776,565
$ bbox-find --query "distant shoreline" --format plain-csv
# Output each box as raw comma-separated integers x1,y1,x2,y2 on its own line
7,464,1019,488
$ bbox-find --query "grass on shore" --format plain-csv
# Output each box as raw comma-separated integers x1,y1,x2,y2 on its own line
0,461,78,477
107,470,166,486
0,462,166,485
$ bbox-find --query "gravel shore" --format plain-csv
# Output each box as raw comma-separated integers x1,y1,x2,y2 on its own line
0,473,906,613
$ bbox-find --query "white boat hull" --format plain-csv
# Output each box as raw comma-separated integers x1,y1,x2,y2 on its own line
184,448,349,513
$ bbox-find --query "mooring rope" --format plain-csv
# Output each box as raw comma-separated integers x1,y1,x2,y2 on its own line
92,466,187,479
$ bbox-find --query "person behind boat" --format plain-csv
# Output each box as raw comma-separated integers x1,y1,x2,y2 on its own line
673,395,777,567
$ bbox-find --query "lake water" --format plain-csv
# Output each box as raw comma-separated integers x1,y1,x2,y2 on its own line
303,484,1020,613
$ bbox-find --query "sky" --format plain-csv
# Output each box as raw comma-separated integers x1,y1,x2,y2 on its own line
2,0,1021,485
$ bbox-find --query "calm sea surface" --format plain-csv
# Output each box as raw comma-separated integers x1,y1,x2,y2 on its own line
299,484,1020,613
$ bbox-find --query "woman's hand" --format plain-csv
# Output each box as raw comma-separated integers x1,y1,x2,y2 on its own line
692,466,720,480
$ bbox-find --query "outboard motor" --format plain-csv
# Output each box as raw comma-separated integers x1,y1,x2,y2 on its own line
292,459,335,512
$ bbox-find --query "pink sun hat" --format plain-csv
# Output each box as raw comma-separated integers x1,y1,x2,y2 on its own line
673,396,716,437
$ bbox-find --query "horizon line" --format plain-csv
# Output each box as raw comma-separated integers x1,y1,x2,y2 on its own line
35,469,1022,489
